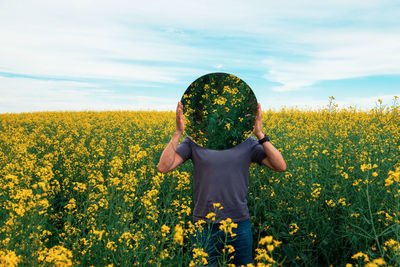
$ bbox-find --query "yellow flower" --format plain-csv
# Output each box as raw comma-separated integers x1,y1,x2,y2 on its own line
311,184,322,198
254,248,277,264
385,177,394,187
289,223,299,235
213,96,227,105
173,224,184,245
213,203,223,210
190,247,208,266
351,251,369,262
219,218,238,238
372,258,386,266
222,244,235,254
259,236,273,245
325,199,336,207
196,220,206,225
161,225,170,236
38,245,73,266
273,240,282,247
205,212,216,221
160,249,170,260
384,238,400,251
0,250,22,266
360,163,372,172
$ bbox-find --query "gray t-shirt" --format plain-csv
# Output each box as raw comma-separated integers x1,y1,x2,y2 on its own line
176,135,267,223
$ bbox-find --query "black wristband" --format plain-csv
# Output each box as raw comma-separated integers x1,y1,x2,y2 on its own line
258,134,270,144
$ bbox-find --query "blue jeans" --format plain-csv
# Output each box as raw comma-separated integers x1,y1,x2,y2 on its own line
190,218,253,266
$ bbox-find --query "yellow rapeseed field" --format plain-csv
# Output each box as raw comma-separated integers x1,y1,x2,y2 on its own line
0,97,399,266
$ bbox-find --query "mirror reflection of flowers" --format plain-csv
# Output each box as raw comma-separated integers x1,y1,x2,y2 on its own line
181,73,257,150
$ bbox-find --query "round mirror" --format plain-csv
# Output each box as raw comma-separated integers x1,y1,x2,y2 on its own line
181,72,258,150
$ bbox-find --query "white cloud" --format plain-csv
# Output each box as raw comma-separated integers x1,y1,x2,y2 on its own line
0,27,207,83
0,0,399,112
263,30,400,92
0,76,176,113
0,0,219,84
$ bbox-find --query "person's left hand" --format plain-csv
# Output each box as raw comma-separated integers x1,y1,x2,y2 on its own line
253,103,264,139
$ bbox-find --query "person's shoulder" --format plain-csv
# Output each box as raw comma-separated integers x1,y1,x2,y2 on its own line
241,135,258,149
181,136,194,145
182,136,192,142
248,135,257,141
247,135,258,145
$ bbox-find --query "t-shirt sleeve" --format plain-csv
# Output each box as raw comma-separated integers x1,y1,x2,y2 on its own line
176,137,192,163
250,137,267,166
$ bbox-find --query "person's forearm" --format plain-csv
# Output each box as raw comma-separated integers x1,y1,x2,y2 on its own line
261,142,286,170
256,133,286,171
157,131,182,172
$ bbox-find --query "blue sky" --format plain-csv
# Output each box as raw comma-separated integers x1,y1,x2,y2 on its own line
0,0,399,113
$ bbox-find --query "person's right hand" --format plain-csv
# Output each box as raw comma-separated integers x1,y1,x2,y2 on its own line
176,101,185,134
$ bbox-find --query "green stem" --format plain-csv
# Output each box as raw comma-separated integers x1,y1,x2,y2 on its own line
366,173,383,256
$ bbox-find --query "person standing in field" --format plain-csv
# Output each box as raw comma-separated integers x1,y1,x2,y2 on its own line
157,101,286,266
